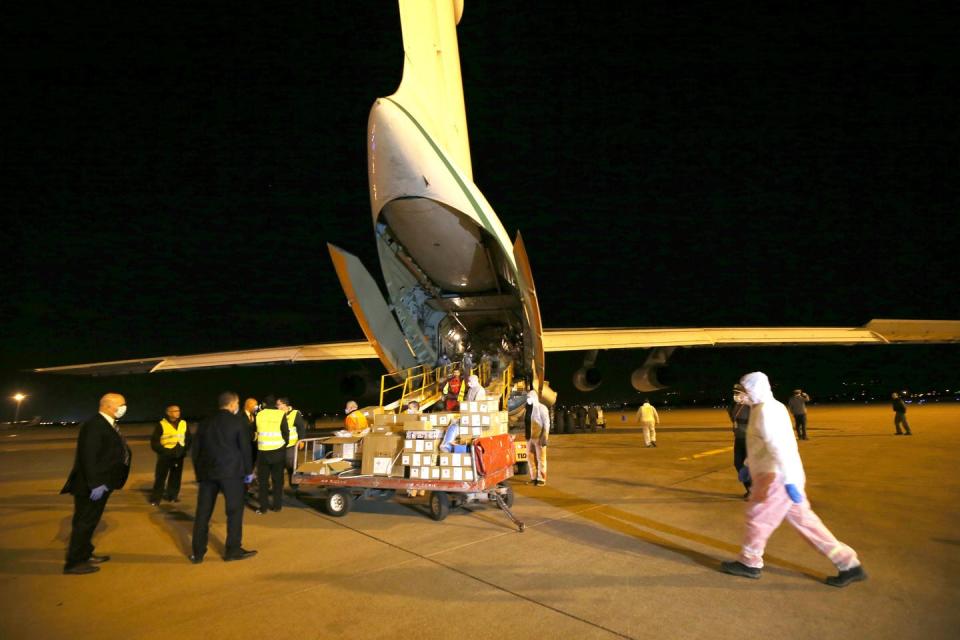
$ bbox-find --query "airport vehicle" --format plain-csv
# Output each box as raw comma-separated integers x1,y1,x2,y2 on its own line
35,1,960,401
293,430,524,531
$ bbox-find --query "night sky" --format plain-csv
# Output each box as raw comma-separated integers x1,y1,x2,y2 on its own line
3,3,957,420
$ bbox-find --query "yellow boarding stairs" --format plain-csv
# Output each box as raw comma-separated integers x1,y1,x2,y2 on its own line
377,360,512,413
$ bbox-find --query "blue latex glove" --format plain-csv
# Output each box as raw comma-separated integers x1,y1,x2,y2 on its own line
90,485,108,501
244,474,255,484
785,484,803,504
738,466,751,484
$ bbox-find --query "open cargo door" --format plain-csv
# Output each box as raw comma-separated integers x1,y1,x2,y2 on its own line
513,232,545,392
328,243,418,374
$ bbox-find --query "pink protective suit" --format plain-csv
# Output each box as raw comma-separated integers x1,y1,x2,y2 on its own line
737,372,859,571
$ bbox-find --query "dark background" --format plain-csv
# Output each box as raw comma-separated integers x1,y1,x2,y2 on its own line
2,3,957,420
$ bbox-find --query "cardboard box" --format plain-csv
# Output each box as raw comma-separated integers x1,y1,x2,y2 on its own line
463,401,478,412
373,413,401,427
430,467,441,480
422,454,436,466
461,414,472,426
464,469,475,482
478,402,489,413
361,434,404,475
480,415,491,426
406,429,445,440
320,436,363,460
419,466,430,479
440,467,452,480
439,454,451,467
401,453,413,466
452,467,464,481
410,467,421,479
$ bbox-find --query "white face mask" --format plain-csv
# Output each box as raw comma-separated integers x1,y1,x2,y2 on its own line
114,405,127,419
526,397,534,405
406,407,418,414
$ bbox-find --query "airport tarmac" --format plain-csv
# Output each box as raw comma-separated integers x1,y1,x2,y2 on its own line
0,404,957,640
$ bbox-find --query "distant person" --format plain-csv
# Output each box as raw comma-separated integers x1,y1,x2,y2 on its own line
436,353,451,367
254,398,289,514
587,404,600,432
525,390,550,486
727,384,752,499
464,374,486,402
61,393,132,575
462,351,475,375
575,405,587,431
441,368,465,411
344,400,369,434
405,399,420,414
277,397,307,487
891,392,912,436
149,404,191,505
720,372,866,587
635,399,660,448
788,389,811,440
242,397,259,469
190,391,256,563
554,405,567,435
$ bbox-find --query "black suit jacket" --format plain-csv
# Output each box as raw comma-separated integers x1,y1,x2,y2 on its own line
192,409,253,482
61,414,132,495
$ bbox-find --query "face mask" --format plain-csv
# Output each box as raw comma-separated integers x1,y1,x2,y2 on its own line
406,408,418,414
114,405,127,419
527,397,534,405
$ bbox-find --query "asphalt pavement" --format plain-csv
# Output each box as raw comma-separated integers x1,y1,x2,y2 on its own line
1,404,957,639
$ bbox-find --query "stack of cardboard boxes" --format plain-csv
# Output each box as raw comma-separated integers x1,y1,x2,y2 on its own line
307,402,509,481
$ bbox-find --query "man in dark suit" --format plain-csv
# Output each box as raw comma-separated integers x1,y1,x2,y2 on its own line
61,392,133,575
190,391,257,563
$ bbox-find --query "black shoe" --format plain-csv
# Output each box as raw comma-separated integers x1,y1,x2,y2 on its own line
87,554,110,564
826,565,867,587
652,442,657,447
720,560,761,579
742,490,751,501
189,554,203,565
894,432,903,436
224,548,257,562
63,563,100,575
904,432,912,436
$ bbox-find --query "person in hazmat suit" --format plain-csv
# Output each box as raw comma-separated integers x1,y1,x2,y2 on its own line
720,371,867,587
524,390,550,486
464,374,486,403
635,399,660,447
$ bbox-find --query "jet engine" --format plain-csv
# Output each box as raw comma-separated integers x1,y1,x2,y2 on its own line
630,347,676,393
572,349,602,392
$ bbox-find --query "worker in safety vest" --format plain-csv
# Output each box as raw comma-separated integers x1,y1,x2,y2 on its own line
442,369,466,411
254,399,289,514
149,404,192,505
344,400,368,434
276,397,307,487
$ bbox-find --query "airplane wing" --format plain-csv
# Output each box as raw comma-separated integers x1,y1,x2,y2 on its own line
32,340,378,376
542,319,960,351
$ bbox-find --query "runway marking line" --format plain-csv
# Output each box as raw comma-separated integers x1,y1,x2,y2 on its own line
679,446,733,461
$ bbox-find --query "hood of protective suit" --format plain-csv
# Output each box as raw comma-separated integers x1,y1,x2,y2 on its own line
467,374,480,389
740,371,774,405
527,390,538,404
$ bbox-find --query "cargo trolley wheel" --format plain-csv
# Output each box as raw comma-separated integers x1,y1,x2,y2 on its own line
515,461,529,476
325,489,353,517
429,491,450,521
499,483,514,508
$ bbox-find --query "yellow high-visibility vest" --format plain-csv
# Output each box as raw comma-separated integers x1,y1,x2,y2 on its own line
285,409,300,446
159,419,187,448
256,408,286,451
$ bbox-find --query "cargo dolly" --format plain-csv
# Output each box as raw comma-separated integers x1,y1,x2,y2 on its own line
292,433,525,531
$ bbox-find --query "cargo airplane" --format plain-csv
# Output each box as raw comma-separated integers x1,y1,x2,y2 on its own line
36,1,960,405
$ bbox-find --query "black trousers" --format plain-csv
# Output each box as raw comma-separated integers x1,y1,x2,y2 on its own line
66,491,110,567
793,413,807,438
192,477,245,558
733,435,751,490
257,449,285,510
151,454,185,501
